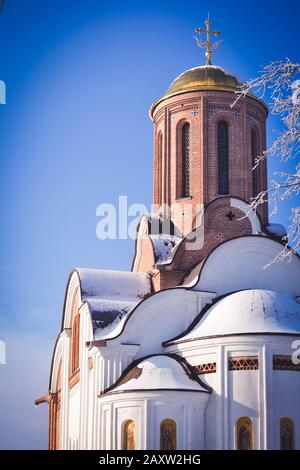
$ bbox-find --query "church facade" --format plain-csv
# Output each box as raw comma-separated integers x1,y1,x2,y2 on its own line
38,19,300,450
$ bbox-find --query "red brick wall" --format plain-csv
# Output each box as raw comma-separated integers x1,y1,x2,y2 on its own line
171,197,252,274
152,90,268,233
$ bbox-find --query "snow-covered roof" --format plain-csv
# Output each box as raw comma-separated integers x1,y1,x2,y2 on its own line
149,234,182,264
167,290,300,343
146,214,183,265
77,268,150,301
103,355,211,394
87,298,136,336
76,268,151,339
191,236,300,297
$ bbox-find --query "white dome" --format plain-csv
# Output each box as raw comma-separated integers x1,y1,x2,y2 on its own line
104,355,210,394
173,290,300,342
192,236,300,298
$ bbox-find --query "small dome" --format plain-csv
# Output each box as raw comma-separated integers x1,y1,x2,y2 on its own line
104,355,210,394
171,290,300,342
150,65,242,117
166,65,241,96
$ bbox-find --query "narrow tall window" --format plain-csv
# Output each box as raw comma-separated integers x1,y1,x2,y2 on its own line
218,120,229,195
160,418,177,450
71,314,80,374
236,417,253,450
280,418,294,450
251,128,260,198
157,132,162,204
123,420,135,450
182,122,190,197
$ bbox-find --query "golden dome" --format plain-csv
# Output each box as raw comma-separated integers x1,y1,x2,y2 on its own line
167,65,241,94
149,65,242,117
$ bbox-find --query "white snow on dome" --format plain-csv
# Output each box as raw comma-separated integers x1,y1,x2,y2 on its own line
171,290,300,343
191,236,300,297
109,355,209,393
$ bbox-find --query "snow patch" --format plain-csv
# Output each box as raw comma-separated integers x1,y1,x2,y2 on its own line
150,234,182,264
77,268,151,301
174,289,300,343
76,268,151,341
87,298,136,333
112,355,207,392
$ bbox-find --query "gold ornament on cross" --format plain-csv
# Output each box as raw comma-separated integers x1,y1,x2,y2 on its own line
194,14,222,65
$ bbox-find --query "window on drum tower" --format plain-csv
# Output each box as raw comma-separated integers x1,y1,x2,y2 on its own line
181,122,190,198
251,128,260,198
218,120,229,195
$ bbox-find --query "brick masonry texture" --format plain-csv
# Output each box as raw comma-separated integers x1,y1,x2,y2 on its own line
153,90,268,230
135,89,269,291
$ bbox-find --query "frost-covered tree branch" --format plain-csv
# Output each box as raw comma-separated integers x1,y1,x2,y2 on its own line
233,59,300,262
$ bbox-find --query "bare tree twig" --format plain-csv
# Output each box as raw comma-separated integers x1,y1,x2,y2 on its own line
233,59,300,263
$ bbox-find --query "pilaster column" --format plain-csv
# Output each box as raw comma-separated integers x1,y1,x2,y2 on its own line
60,329,71,449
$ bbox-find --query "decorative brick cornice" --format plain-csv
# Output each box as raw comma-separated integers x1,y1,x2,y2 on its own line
273,355,300,371
229,356,259,371
208,103,241,113
193,362,217,374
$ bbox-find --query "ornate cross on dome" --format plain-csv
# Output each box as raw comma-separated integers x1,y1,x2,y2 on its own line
195,14,221,65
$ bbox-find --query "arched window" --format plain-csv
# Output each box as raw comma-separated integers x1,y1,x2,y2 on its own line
251,128,260,198
236,417,253,450
157,131,163,204
280,417,294,450
71,314,80,374
218,120,229,195
181,122,190,198
123,420,135,450
160,418,177,450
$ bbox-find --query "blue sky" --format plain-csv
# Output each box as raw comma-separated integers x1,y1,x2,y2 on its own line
0,0,299,449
